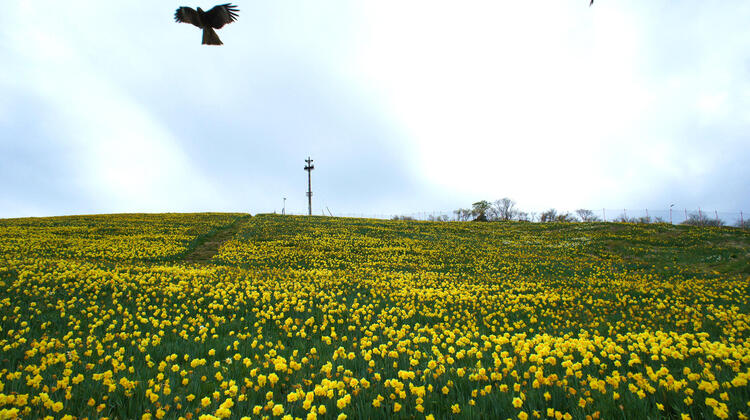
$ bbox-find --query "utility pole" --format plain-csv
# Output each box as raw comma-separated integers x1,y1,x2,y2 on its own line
304,157,314,216
282,197,286,216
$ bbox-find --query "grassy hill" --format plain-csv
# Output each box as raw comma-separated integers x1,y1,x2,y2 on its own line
0,214,748,419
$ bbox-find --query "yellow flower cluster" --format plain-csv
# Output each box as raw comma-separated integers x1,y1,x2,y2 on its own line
0,213,748,419
0,213,241,263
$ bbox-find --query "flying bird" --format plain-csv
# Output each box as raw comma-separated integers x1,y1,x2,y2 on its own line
175,4,239,45
590,0,594,5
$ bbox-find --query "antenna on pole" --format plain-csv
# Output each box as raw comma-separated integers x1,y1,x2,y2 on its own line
304,157,314,216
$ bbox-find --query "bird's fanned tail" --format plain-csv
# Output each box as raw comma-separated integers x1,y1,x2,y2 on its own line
175,4,238,45
202,27,223,45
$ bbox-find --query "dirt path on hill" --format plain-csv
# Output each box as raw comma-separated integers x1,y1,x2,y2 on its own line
183,215,249,264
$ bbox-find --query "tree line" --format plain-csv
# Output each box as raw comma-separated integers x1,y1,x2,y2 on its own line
452,198,594,223
393,198,748,228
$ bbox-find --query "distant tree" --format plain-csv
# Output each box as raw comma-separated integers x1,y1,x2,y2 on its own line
391,215,415,221
575,209,600,222
428,214,450,222
539,209,577,223
555,212,577,222
454,208,472,222
683,212,724,227
516,211,531,222
736,218,750,229
492,198,518,221
471,201,492,222
540,209,558,223
613,213,635,223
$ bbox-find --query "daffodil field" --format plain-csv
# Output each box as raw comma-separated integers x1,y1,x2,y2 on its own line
1,213,749,420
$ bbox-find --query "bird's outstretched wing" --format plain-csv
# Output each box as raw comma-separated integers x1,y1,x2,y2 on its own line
203,3,239,29
175,7,201,27
590,0,594,5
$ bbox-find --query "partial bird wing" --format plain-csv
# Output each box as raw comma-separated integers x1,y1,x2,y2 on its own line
175,7,201,27
590,0,594,5
203,3,239,29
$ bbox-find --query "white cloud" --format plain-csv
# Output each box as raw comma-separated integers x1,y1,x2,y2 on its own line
348,1,750,211
0,2,223,214
1,1,749,217
350,1,658,209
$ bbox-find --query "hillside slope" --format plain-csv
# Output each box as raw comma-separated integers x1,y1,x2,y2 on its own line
0,214,748,419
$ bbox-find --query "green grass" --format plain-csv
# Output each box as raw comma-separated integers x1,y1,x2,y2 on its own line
0,214,748,419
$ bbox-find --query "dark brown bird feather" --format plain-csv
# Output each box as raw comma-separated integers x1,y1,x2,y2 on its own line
175,4,239,45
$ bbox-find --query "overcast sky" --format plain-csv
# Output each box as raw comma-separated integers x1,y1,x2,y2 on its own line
1,1,749,218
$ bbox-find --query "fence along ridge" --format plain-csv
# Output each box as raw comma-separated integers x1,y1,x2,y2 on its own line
271,207,747,226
